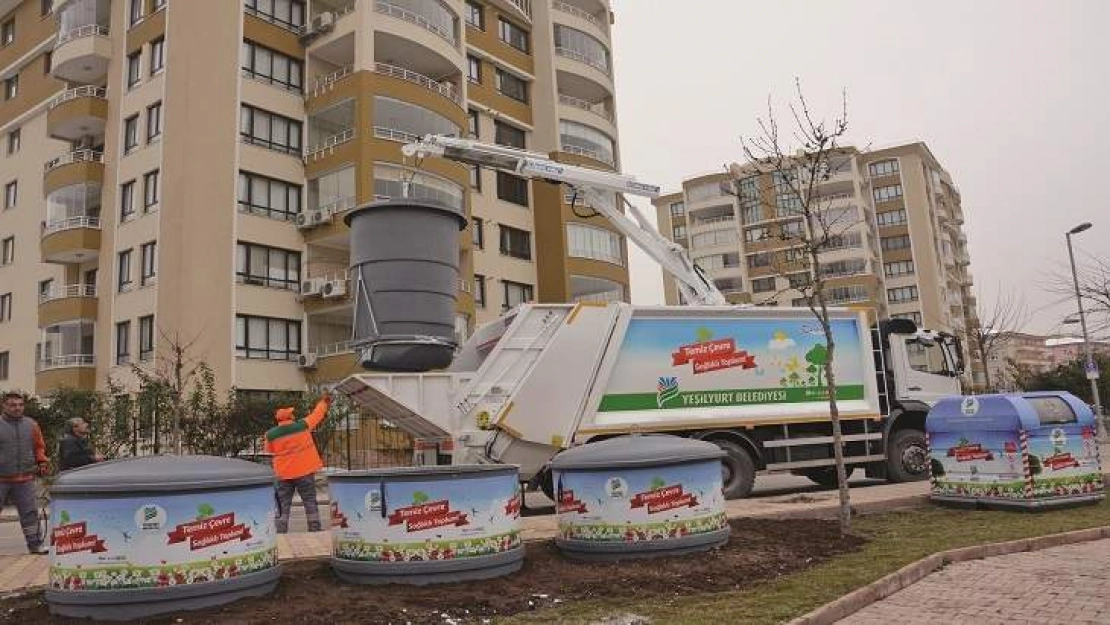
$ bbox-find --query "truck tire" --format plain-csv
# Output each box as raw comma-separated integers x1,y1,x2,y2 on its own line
886,429,929,482
802,466,854,488
714,440,756,499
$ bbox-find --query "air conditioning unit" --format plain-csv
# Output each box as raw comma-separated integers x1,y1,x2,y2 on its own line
321,279,347,299
314,11,336,33
300,278,324,297
315,206,335,224
295,212,315,230
297,353,319,369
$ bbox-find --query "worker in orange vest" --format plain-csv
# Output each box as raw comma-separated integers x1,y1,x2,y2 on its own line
264,394,332,533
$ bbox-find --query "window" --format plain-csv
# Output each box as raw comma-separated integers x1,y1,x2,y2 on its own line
744,226,768,243
41,0,53,16
887,286,919,304
39,279,53,300
495,120,526,149
495,68,528,102
125,51,142,88
146,101,162,142
120,180,135,220
373,163,464,210
876,209,906,227
140,241,157,286
687,180,727,203
502,280,533,310
138,315,155,361
570,275,625,303
115,321,131,365
751,277,776,293
567,223,623,265
827,231,863,251
0,292,11,322
464,0,483,29
891,311,922,326
239,171,302,220
872,184,903,202
4,75,17,101
235,242,301,290
690,229,738,248
788,272,811,288
235,315,302,361
152,0,166,11
880,234,911,251
244,0,306,31
3,181,15,209
884,260,915,278
143,170,160,209
241,40,304,92
498,17,529,52
469,165,482,190
467,109,480,137
905,338,949,375
149,37,165,74
466,55,482,83
781,220,804,238
123,115,139,153
747,252,771,269
1,18,14,47
559,119,615,165
694,253,740,271
0,236,12,264
129,0,144,26
373,96,460,143
669,201,685,219
554,23,610,73
117,249,133,292
474,274,486,307
471,217,484,249
868,159,899,177
240,105,303,155
826,285,870,305
0,351,8,380
673,224,687,240
43,51,52,73
6,128,19,155
499,225,531,260
821,258,867,278
497,171,529,207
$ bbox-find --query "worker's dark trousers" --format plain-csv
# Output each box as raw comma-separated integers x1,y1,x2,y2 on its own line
0,480,42,551
275,474,321,533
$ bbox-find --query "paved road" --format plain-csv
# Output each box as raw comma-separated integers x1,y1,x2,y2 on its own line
840,538,1110,624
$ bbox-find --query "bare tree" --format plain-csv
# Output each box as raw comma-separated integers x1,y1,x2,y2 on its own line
971,286,1029,392
727,79,859,535
130,329,205,455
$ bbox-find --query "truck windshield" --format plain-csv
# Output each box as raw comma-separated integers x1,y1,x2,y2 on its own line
905,339,951,376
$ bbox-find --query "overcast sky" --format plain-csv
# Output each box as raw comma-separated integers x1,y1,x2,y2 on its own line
610,0,1109,336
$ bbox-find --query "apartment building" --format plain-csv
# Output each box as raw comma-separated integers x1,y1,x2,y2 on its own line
0,0,627,396
987,333,1110,391
654,141,984,388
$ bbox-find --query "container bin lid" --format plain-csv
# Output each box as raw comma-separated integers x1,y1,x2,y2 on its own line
926,391,1095,433
549,435,724,471
343,198,466,229
51,455,275,494
328,464,518,481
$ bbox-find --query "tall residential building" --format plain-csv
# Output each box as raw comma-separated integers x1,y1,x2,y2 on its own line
653,141,983,388
0,0,627,397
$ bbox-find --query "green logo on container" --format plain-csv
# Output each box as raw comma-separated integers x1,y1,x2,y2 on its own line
657,377,679,408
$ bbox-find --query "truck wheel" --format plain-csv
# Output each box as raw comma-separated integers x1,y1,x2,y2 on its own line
886,429,929,482
802,466,854,488
714,440,756,499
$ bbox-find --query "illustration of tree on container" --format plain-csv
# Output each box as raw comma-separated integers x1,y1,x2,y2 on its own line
197,503,215,520
1027,455,1043,477
650,477,666,491
805,344,828,387
929,459,945,479
60,511,71,525
412,491,430,505
695,327,713,343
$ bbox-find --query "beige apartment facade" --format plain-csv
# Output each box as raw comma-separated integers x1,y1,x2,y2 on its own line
654,142,984,388
0,0,627,397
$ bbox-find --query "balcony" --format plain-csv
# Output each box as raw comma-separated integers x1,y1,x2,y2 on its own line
374,0,458,47
47,87,109,141
41,216,102,264
44,150,105,194
52,25,112,84
552,1,609,40
688,214,737,233
560,144,615,167
555,45,610,76
304,128,355,163
558,93,613,122
374,62,462,107
39,284,98,328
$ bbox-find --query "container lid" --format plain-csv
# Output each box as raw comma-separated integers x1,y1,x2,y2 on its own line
549,435,725,471
343,198,466,230
328,464,518,481
51,455,275,494
926,391,1095,433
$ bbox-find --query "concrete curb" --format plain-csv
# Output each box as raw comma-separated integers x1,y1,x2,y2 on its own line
787,525,1110,625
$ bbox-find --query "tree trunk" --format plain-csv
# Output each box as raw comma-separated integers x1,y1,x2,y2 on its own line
819,314,851,536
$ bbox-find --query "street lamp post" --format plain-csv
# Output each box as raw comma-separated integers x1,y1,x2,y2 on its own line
1065,222,1103,436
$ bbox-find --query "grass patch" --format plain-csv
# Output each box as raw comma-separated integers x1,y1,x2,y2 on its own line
505,497,1110,625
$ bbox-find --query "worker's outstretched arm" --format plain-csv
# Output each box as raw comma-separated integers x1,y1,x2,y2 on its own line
305,395,332,431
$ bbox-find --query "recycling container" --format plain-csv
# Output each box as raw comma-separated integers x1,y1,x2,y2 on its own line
926,392,1104,510
45,456,280,621
329,465,523,584
550,435,730,560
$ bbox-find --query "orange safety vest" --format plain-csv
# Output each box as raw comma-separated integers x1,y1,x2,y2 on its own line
264,398,330,481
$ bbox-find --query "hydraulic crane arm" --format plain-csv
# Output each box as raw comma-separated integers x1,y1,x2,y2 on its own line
402,135,727,306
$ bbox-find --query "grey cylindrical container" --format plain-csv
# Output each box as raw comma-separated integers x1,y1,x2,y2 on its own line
329,465,523,585
345,198,467,372
550,435,730,561
45,456,280,621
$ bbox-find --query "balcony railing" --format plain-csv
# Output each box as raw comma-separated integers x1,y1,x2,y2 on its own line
458,278,472,294
39,284,97,304
56,24,110,46
555,47,610,75
374,62,462,105
303,129,355,162
506,0,532,19
38,354,96,371
244,6,305,34
307,65,353,98
552,1,606,34
315,196,358,216
558,94,613,122
690,215,736,228
42,216,101,235
48,86,107,110
374,1,457,46
373,126,421,144
561,144,615,166
45,149,104,172
313,341,353,356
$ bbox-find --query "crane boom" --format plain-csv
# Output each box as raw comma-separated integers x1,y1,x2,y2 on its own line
402,135,727,306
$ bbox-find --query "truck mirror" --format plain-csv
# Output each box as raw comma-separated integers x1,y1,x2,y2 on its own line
883,318,917,335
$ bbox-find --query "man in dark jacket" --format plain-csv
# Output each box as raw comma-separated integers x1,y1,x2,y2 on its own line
59,417,103,471
0,392,49,554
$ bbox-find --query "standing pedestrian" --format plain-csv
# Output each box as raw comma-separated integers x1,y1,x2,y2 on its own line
58,417,104,471
264,394,332,533
0,392,49,554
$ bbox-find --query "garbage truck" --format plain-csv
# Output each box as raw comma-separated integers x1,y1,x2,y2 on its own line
336,136,965,499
